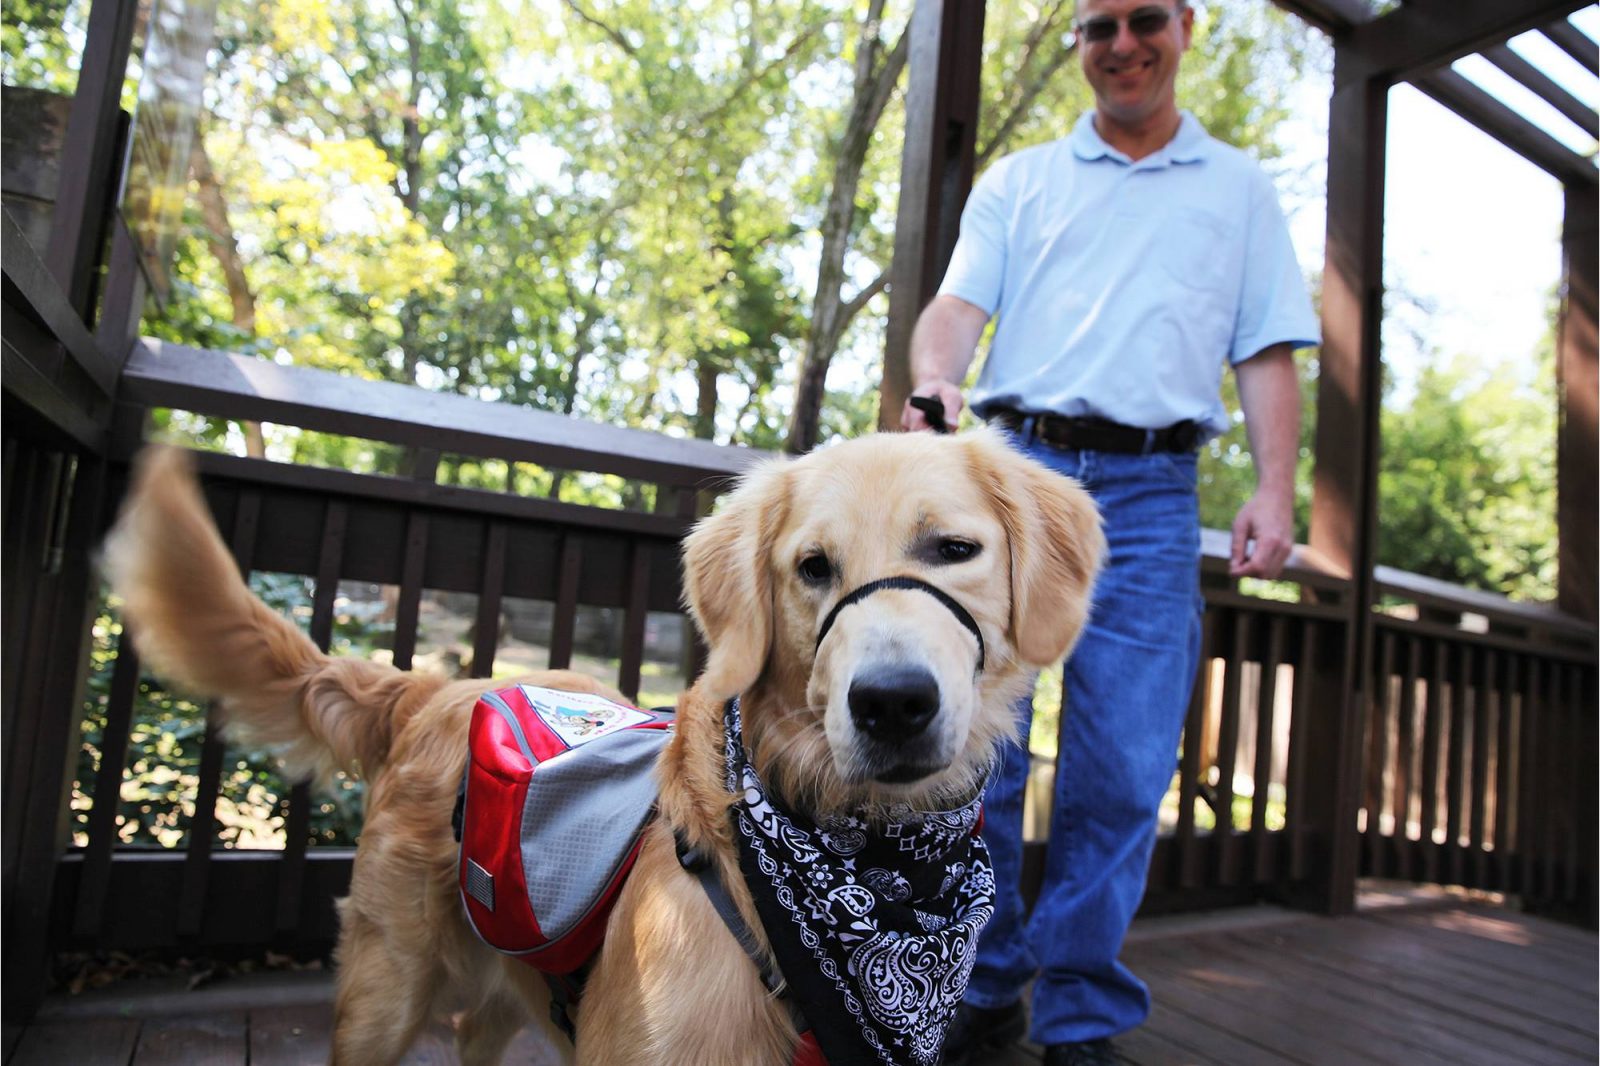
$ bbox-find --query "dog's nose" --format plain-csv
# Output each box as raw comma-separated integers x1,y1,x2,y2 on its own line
849,666,940,740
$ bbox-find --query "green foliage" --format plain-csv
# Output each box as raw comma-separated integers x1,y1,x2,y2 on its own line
1378,346,1557,600
2,0,86,93
147,0,1320,459
75,573,391,850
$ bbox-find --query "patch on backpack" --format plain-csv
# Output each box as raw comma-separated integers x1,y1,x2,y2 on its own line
466,858,495,910
520,685,653,748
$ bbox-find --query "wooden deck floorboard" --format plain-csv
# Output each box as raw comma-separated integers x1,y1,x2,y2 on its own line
7,894,1593,1065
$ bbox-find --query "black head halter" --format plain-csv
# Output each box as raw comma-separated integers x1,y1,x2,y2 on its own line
813,575,985,674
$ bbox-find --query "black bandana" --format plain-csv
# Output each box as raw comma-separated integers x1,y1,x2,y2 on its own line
724,698,995,1066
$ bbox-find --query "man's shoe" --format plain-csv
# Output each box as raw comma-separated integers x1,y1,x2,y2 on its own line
1042,1038,1121,1066
939,999,1028,1065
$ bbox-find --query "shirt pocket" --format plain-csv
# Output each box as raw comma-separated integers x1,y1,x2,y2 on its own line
1155,207,1234,296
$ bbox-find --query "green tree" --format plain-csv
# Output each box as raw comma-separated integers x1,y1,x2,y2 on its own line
1378,346,1557,601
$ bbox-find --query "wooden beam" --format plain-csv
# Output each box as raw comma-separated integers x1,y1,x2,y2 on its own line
1267,0,1374,36
1,457,109,1021
1483,43,1599,140
3,210,120,398
1542,17,1600,75
43,0,141,316
117,339,764,488
1,338,107,454
1339,0,1591,87
1558,183,1598,622
1304,46,1389,918
878,0,986,430
1413,68,1598,189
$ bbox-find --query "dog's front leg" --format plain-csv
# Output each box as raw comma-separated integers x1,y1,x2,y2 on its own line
576,826,796,1066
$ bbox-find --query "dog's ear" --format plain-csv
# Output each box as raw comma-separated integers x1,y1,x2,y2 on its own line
967,431,1105,669
682,459,790,697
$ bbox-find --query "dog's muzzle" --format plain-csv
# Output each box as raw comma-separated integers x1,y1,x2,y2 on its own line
813,576,986,675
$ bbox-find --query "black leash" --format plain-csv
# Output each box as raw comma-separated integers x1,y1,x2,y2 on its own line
908,395,951,434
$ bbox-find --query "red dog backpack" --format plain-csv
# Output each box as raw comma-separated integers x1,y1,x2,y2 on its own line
455,683,674,974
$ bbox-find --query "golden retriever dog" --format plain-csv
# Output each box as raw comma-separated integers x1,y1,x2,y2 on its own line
103,428,1102,1066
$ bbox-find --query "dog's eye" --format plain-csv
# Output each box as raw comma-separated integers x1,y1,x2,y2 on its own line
937,539,981,564
798,553,834,584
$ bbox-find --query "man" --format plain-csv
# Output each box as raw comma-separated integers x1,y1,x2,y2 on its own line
900,1,1319,1063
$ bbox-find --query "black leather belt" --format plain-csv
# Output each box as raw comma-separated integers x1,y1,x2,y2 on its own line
987,408,1202,454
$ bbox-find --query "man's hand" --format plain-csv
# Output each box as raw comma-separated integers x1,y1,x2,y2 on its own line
901,379,967,433
902,295,989,433
1229,490,1294,579
1232,344,1301,580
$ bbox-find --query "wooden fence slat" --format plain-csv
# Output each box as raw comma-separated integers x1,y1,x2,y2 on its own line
390,511,429,671
176,718,229,937
1418,640,1446,884
548,536,581,671
1445,645,1472,887
277,500,346,936
1578,665,1598,915
1250,614,1286,884
1366,629,1396,878
618,542,651,702
178,488,261,937
71,634,142,938
470,522,508,678
1468,649,1495,888
1,450,45,760
1392,634,1420,881
2,451,58,849
1,435,18,519
1540,659,1560,901
1518,654,1544,899
307,501,346,651
1493,652,1518,892
1560,664,1582,904
1174,610,1214,889
1212,610,1248,886
1285,618,1317,882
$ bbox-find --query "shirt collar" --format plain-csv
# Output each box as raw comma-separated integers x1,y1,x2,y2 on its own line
1069,110,1211,166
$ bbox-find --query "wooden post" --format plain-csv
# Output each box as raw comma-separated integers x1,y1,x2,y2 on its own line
43,0,141,319
1,456,110,1020
877,0,986,430
1557,183,1597,623
1300,48,1389,917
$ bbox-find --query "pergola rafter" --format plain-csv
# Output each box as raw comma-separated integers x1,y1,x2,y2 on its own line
1544,17,1600,73
1482,42,1598,139
1414,67,1595,187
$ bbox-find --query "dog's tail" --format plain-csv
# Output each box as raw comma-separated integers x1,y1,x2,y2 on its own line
103,446,440,784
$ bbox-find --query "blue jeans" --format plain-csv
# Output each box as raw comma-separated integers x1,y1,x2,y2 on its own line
966,441,1204,1045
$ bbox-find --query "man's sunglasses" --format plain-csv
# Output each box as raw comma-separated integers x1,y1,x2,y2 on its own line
1075,7,1174,43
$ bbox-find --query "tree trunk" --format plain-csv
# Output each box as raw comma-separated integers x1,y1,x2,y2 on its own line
190,130,267,459
694,358,720,440
784,0,908,455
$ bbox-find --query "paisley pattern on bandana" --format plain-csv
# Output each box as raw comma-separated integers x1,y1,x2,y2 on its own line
724,699,994,1066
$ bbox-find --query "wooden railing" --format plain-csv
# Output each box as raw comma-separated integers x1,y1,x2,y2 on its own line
54,339,758,955
42,338,1600,961
1360,569,1597,917
1023,542,1597,922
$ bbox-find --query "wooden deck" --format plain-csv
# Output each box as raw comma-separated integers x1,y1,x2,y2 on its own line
6,889,1595,1065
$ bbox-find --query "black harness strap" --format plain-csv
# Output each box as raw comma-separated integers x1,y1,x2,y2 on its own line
674,829,786,995
814,576,986,674
674,828,811,1033
544,970,584,1042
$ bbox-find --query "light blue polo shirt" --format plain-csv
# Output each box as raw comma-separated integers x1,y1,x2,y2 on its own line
938,111,1320,439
